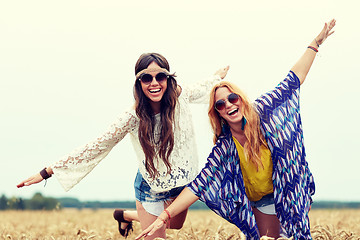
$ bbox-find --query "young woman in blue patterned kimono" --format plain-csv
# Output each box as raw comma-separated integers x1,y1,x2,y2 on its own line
136,19,336,240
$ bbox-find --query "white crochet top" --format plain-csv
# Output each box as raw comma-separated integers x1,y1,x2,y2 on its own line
51,75,221,193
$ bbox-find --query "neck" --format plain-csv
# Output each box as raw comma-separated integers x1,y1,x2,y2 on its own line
150,101,161,114
229,124,244,137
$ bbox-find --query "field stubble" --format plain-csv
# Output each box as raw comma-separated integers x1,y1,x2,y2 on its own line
1,209,360,240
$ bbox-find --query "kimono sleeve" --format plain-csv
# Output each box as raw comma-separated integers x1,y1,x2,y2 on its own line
254,71,315,239
187,139,225,202
254,70,301,123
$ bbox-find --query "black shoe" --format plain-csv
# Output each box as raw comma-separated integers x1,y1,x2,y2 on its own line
113,209,133,238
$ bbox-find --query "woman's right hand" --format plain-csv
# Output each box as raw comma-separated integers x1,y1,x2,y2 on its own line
135,218,166,240
17,172,44,188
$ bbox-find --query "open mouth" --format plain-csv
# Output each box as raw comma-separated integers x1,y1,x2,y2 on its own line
149,89,161,93
227,109,238,116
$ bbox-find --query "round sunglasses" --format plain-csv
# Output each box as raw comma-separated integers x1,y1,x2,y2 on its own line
215,93,240,111
138,72,168,85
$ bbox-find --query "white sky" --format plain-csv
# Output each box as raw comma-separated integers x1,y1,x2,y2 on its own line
1,0,359,202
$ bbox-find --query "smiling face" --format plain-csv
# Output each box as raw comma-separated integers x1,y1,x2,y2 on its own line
139,62,168,112
214,86,243,128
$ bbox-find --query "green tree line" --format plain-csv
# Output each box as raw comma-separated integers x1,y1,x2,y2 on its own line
1,193,360,210
0,193,60,210
0,193,207,210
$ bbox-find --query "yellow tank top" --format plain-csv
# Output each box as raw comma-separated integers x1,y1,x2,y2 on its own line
232,136,274,201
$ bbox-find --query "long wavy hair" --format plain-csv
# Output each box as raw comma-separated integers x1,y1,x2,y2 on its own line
133,53,178,179
208,81,267,170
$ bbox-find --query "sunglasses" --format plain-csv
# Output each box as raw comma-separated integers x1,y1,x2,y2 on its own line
215,93,239,111
138,72,168,85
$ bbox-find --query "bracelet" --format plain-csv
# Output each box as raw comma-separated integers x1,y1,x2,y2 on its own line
307,46,318,53
40,168,52,180
315,38,320,48
164,209,171,220
158,216,167,224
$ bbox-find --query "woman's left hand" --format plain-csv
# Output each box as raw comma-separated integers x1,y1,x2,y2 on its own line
315,19,336,46
215,65,230,79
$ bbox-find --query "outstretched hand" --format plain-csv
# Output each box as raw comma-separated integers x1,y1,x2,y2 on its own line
135,218,165,240
16,173,43,188
316,19,336,46
214,65,230,79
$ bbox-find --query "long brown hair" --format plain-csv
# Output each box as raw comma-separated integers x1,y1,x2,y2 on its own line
133,53,178,179
208,81,267,169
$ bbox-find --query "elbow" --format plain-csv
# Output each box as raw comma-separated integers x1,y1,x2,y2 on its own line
291,69,306,85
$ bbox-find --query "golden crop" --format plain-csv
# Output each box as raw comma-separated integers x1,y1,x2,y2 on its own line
1,209,359,239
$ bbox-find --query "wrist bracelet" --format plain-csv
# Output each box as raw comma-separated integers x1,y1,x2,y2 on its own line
40,168,52,180
307,46,318,53
164,209,171,220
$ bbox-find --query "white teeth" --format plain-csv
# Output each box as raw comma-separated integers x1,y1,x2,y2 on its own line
149,89,161,93
228,109,238,115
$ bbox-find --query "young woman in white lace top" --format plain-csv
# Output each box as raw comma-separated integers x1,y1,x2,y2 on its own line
17,52,229,239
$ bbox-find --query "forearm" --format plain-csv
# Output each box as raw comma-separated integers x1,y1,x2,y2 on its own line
291,19,336,85
290,38,319,85
159,187,199,221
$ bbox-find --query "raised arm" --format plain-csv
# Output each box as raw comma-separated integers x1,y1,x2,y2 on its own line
135,187,199,240
181,66,229,103
291,19,336,85
17,110,138,191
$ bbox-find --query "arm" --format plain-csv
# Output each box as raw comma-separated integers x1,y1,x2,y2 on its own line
135,187,199,240
17,110,137,191
17,167,54,188
291,19,336,85
181,66,230,103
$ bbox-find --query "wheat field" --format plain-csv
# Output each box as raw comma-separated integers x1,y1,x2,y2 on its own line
1,209,360,239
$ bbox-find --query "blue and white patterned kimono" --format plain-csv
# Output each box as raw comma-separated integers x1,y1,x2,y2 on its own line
187,71,315,240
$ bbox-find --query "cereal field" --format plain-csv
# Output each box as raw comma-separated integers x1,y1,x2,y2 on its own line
1,209,360,239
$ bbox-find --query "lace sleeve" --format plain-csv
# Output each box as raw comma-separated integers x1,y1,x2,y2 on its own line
181,74,221,104
51,109,138,192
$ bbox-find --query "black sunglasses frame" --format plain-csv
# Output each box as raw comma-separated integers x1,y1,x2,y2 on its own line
214,93,240,111
138,72,169,85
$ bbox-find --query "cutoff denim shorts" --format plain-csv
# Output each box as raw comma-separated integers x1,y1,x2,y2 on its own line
134,170,185,216
250,193,276,215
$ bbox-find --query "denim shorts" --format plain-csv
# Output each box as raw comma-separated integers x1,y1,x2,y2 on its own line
134,170,185,216
250,193,276,215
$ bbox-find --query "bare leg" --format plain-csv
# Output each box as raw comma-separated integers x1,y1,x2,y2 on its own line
252,207,280,238
136,200,167,240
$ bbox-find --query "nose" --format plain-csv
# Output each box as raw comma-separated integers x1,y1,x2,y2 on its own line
224,99,233,108
149,76,158,85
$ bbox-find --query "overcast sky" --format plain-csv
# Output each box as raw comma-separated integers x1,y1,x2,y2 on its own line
1,0,359,202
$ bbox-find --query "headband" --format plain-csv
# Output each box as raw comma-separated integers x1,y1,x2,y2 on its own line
135,67,175,80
